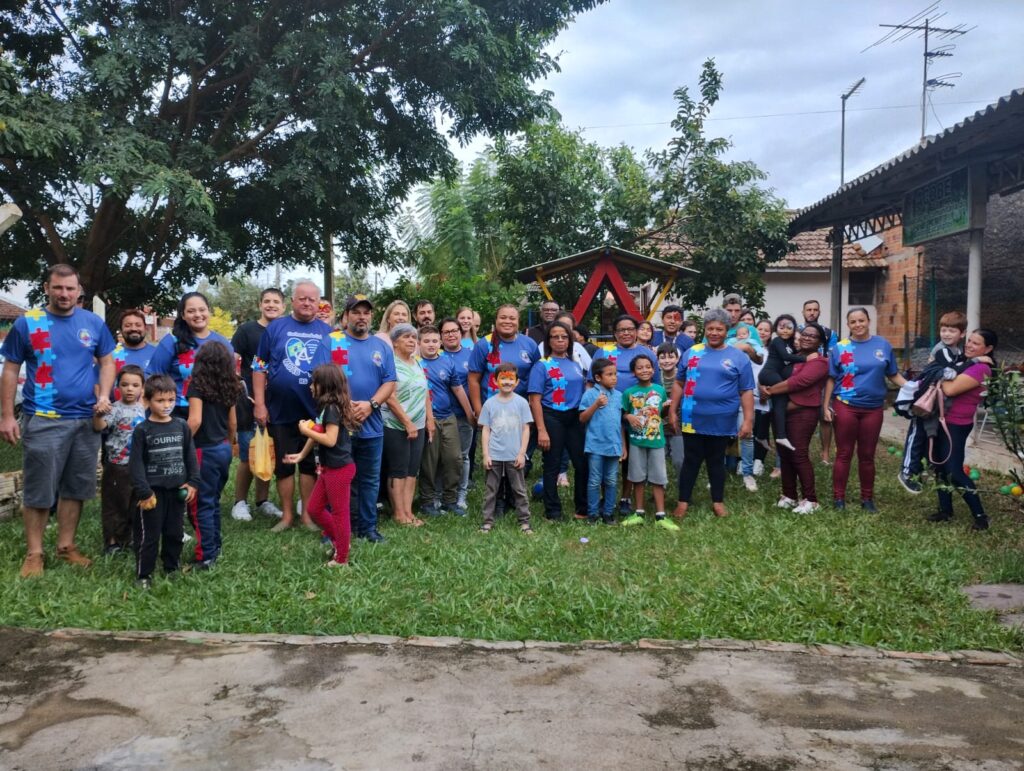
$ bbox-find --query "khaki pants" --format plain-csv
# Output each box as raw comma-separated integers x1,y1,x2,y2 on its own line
418,415,462,507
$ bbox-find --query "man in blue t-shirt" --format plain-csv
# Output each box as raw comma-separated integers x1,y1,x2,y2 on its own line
252,280,337,531
0,265,116,578
337,294,396,542
112,308,155,373
651,304,694,356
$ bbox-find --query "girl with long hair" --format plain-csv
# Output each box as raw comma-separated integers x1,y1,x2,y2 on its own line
283,365,361,565
186,341,242,568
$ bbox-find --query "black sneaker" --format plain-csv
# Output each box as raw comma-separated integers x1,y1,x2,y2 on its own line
898,472,923,495
833,499,846,510
362,530,386,543
927,511,952,522
617,498,631,516
584,517,598,526
103,544,124,556
601,515,618,526
860,500,878,513
971,516,990,531
136,577,152,590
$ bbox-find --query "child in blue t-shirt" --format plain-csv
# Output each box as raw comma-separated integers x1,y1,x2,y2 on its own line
579,359,626,525
478,362,534,534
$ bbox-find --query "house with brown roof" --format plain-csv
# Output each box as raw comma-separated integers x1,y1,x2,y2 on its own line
0,297,26,341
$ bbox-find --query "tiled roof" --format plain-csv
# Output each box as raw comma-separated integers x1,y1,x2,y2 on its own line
773,227,884,270
0,298,26,320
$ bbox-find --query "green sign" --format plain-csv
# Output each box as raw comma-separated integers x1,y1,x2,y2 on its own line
902,167,971,245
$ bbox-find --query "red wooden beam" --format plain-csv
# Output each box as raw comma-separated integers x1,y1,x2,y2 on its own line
570,256,644,324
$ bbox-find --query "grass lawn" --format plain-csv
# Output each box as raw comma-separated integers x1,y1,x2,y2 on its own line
1,440,1023,652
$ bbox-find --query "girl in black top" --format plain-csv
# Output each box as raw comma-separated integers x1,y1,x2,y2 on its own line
186,341,241,568
757,314,813,451
283,365,361,566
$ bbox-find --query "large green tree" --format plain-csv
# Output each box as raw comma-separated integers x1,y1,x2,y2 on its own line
639,59,792,309
0,0,603,309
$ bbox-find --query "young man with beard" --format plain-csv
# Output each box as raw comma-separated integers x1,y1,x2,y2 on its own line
113,309,155,374
230,288,285,522
335,294,396,542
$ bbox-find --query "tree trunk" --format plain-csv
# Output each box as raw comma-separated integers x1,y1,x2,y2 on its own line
79,195,128,301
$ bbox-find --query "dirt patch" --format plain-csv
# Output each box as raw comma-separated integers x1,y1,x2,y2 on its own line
0,688,136,751
513,663,585,687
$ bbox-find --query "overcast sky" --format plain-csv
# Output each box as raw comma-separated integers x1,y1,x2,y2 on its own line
456,0,1024,211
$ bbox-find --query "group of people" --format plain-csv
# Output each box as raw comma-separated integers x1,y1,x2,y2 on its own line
0,265,1000,587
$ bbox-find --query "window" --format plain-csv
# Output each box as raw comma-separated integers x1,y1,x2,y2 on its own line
848,272,876,306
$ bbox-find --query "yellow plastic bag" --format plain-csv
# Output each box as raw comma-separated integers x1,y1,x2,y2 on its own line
251,426,274,482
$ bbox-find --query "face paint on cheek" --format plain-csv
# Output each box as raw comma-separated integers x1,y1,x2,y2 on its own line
496,374,518,389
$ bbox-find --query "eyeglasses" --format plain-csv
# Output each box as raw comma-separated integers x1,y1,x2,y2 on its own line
615,327,636,333
441,329,461,335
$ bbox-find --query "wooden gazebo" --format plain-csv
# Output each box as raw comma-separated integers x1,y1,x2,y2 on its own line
514,245,698,324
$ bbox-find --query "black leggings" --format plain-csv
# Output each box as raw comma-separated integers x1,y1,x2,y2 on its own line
540,408,587,518
932,422,986,520
753,412,772,462
757,368,790,439
678,433,731,503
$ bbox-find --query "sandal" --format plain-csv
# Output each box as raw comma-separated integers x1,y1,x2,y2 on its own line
479,523,493,533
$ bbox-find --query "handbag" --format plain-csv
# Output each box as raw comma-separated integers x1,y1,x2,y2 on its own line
251,426,274,482
911,383,941,418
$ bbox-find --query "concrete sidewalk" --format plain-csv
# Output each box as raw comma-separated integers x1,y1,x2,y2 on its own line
880,411,1021,475
2,629,1023,769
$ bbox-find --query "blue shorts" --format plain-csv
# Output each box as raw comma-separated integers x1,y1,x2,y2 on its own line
236,429,255,463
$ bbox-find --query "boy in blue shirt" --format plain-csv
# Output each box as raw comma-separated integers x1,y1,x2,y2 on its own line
478,363,534,534
579,359,626,525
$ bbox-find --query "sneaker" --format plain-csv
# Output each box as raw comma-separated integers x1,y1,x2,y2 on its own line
860,500,878,513
361,530,386,543
971,516,990,531
557,473,570,487
421,504,442,517
833,499,846,510
446,504,468,517
256,500,283,519
776,496,797,509
735,464,743,476
621,513,645,527
326,559,348,568
792,500,820,515
617,498,631,516
20,553,44,579
655,517,680,532
752,459,764,476
742,476,758,492
136,577,152,590
927,511,952,522
775,438,795,451
55,545,92,568
192,558,217,571
103,543,125,556
231,500,253,521
601,515,618,526
897,472,923,495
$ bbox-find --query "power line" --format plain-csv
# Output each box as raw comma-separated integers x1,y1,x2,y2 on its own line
578,99,993,130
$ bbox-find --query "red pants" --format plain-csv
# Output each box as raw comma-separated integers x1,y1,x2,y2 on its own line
778,406,819,502
832,402,884,502
307,463,356,563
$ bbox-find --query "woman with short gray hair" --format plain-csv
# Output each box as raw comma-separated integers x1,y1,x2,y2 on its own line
669,308,755,519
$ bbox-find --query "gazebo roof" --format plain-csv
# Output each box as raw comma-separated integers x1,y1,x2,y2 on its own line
514,244,698,283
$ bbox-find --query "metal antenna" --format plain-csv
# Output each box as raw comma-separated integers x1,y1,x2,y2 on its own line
863,1,974,140
840,77,866,186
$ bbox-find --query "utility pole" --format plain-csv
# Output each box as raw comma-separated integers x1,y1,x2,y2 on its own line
862,2,971,141
323,226,334,306
840,77,866,185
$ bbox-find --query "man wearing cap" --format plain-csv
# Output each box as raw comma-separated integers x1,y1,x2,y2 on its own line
335,294,396,543
252,280,338,531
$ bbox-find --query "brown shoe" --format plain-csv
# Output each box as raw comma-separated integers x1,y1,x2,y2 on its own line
20,553,44,578
56,545,93,568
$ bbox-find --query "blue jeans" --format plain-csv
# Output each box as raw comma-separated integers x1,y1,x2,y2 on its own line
351,435,384,535
737,411,754,476
194,443,231,562
587,453,619,517
456,416,474,505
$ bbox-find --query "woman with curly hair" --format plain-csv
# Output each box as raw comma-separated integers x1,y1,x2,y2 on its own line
186,341,242,569
283,365,362,565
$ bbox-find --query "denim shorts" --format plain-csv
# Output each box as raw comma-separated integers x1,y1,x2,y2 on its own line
236,429,254,463
21,415,101,508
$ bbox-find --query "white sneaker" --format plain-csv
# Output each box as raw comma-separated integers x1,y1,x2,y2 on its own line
793,500,821,515
776,496,798,509
231,500,253,522
735,464,743,476
557,473,570,487
743,475,758,492
256,500,283,519
752,459,764,477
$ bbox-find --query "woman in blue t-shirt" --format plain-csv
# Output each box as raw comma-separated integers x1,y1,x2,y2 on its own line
147,292,233,419
823,307,906,511
528,322,588,521
669,309,755,519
